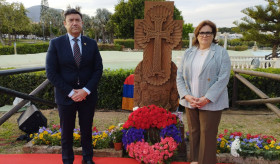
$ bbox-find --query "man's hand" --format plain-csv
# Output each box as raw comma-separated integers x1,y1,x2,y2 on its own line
71,89,88,102
184,95,199,108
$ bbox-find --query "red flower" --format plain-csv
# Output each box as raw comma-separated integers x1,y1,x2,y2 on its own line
224,129,228,134
92,126,98,132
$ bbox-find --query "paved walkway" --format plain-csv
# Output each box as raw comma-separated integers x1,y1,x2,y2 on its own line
0,49,265,70
0,51,186,69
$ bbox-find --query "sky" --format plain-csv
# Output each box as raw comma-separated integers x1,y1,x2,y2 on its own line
5,0,267,27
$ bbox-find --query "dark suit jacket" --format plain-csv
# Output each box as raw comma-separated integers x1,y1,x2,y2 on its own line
46,34,103,105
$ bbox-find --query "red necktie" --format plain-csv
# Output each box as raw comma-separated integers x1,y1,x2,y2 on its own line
73,38,81,67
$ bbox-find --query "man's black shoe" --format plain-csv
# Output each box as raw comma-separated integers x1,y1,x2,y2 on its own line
82,159,95,164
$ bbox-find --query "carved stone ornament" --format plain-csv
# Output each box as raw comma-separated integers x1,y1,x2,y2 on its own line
134,1,183,111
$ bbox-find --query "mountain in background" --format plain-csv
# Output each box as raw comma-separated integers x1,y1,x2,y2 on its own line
26,5,63,22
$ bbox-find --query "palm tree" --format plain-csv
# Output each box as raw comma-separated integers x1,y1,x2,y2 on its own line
94,8,112,43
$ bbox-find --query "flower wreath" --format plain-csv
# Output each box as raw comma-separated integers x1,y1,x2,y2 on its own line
122,105,182,164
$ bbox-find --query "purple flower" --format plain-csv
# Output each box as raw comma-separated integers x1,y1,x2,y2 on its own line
217,138,222,142
39,128,44,133
122,128,145,149
160,124,182,143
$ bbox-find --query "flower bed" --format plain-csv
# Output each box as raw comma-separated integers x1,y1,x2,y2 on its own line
122,105,183,164
25,125,123,157
216,129,280,161
30,124,118,149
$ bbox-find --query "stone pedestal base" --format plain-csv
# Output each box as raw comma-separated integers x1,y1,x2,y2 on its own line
23,141,122,157
217,153,280,164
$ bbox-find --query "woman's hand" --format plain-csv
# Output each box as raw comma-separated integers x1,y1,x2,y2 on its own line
184,95,199,108
196,96,211,108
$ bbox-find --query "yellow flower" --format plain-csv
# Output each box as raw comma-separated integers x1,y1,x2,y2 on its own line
270,144,275,148
29,134,33,138
255,144,260,149
264,145,269,150
93,140,97,147
39,133,43,139
108,125,115,131
102,132,108,138
73,133,80,140
32,141,35,144
43,131,48,135
276,146,280,150
220,141,225,148
120,127,123,130
217,150,220,153
271,141,275,145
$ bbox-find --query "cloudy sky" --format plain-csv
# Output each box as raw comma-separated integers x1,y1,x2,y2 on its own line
6,0,267,27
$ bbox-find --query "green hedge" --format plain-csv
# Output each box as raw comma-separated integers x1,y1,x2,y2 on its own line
0,68,279,110
114,39,134,49
98,44,123,51
227,45,248,51
227,68,280,109
182,40,189,48
0,69,134,110
0,42,125,55
0,46,14,55
0,43,49,55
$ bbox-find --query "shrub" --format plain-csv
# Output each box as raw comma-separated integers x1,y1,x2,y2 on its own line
0,69,134,110
0,43,49,55
98,44,123,51
227,45,248,51
114,39,134,49
0,68,279,110
181,40,189,48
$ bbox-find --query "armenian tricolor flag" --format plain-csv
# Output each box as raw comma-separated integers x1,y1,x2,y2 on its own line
122,74,134,110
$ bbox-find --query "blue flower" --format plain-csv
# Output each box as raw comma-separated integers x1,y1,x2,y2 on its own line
39,128,44,133
257,143,263,148
122,128,145,149
217,138,222,142
160,124,182,143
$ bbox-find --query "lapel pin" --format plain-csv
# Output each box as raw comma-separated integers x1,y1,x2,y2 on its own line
84,43,87,46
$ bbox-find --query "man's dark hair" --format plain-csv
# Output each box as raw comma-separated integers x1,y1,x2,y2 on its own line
64,8,82,20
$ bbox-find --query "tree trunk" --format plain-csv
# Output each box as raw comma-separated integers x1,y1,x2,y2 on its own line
272,45,278,58
8,33,11,46
95,31,97,41
102,28,106,44
110,34,114,44
0,32,5,45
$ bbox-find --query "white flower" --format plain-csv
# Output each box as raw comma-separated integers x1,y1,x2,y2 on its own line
231,137,241,157
133,106,139,111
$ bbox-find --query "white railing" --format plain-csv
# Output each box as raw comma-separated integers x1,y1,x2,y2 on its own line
230,56,276,69
176,55,278,69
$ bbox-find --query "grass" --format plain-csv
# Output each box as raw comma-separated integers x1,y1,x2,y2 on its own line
0,107,279,154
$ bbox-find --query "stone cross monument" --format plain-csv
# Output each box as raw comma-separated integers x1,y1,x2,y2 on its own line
134,1,183,111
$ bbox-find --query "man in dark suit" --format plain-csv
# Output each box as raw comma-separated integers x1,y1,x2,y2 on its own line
46,9,103,164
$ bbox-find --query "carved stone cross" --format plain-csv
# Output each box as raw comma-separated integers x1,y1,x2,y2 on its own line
134,1,182,111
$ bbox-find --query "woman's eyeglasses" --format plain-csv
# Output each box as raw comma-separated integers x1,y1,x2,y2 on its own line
198,31,213,37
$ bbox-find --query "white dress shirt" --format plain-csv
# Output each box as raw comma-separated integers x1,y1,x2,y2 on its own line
191,48,210,98
67,33,91,97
